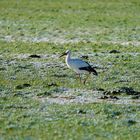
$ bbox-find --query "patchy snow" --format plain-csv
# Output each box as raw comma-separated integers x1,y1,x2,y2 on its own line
37,88,140,105
1,35,140,46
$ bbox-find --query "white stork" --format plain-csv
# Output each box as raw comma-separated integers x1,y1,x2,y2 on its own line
60,50,98,84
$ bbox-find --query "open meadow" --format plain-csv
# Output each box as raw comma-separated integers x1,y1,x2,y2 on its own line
0,0,140,139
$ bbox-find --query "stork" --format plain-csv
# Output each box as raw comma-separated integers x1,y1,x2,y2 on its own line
60,50,98,84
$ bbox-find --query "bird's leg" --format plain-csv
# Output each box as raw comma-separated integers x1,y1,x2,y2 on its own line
83,73,90,85
76,73,81,83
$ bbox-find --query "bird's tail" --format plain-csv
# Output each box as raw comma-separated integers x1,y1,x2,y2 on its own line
91,67,98,76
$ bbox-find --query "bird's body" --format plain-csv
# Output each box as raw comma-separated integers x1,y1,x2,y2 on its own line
60,50,98,84
66,51,97,75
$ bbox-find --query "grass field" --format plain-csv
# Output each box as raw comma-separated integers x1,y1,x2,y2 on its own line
0,0,140,139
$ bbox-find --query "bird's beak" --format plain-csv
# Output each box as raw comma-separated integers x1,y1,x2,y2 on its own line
59,52,67,58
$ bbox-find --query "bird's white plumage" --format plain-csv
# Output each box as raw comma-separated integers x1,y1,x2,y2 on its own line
60,50,98,84
66,50,90,74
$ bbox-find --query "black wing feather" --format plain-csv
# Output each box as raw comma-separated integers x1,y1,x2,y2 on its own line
79,66,98,76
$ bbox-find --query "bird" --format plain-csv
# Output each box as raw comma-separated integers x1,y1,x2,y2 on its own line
59,50,98,84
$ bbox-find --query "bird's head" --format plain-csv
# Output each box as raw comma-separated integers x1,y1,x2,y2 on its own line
59,50,70,58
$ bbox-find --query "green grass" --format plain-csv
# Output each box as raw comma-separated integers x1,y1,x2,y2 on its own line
1,97,140,140
0,0,140,139
0,0,140,42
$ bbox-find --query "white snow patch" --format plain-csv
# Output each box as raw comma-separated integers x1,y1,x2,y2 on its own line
37,88,140,105
1,35,140,46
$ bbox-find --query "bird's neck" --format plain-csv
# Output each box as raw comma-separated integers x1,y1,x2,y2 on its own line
66,52,71,63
